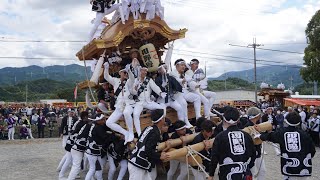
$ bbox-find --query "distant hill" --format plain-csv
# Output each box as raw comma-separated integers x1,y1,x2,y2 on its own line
0,79,86,102
0,64,90,86
211,65,303,88
207,77,255,91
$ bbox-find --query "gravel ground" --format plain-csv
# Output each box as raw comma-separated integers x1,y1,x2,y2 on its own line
0,138,319,180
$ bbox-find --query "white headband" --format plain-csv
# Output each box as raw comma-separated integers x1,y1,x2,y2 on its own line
153,114,165,123
248,113,261,120
175,125,186,131
175,61,186,65
223,117,238,125
88,114,105,121
284,118,300,126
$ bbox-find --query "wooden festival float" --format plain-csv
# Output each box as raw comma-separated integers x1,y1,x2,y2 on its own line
75,13,190,130
75,6,272,168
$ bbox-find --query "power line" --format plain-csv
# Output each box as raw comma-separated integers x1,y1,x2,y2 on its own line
263,42,307,45
229,44,304,54
256,47,305,54
0,40,86,43
0,57,77,61
172,52,303,67
174,49,302,64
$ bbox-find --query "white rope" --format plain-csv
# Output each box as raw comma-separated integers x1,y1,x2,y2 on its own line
81,48,98,104
185,145,210,179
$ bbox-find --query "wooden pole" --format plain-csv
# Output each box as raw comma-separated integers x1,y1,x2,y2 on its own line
157,133,199,151
165,122,272,161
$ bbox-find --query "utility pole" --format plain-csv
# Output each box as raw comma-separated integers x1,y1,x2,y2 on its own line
229,38,262,104
224,71,227,90
204,60,207,76
25,73,28,104
248,38,262,104
289,76,293,90
314,81,318,95
26,83,28,104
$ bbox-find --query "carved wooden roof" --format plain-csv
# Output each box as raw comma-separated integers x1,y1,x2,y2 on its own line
76,14,187,60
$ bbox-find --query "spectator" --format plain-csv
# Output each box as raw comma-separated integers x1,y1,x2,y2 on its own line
307,110,320,147
6,114,16,140
31,113,39,125
275,109,284,128
23,115,34,139
20,124,29,139
37,112,46,138
26,106,33,117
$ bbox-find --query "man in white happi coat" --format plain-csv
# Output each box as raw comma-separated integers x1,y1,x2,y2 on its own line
170,59,202,123
129,66,166,136
186,59,216,118
155,63,192,128
88,0,121,42
104,62,136,144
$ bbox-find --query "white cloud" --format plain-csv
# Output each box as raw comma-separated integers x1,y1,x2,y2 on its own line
0,0,319,77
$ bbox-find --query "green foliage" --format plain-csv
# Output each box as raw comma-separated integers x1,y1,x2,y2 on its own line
0,64,89,86
0,79,86,102
207,77,255,91
295,83,314,95
213,65,303,88
301,10,320,82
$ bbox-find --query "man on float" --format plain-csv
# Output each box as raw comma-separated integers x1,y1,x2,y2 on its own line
155,63,191,128
186,59,216,119
88,0,121,42
170,59,202,123
129,66,166,136
104,62,136,144
128,48,141,78
97,81,113,113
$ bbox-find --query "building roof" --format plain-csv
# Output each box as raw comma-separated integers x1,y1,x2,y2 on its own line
258,88,290,96
290,95,320,99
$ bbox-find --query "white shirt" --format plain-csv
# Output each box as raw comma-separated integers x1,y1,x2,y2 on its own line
299,111,306,123
308,117,320,132
104,66,135,107
132,77,162,103
68,117,72,132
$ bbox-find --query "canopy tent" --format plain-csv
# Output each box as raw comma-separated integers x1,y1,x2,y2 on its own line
284,98,320,107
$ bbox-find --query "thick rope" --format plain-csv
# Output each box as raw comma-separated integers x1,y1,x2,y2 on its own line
185,145,210,179
81,48,97,104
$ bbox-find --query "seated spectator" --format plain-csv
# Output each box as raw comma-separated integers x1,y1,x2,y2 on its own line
20,124,29,139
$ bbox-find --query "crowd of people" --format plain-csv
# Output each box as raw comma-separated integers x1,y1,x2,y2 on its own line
0,105,97,140
55,104,318,180
54,49,319,180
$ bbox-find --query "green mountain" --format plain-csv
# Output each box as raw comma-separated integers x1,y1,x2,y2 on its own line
212,65,303,88
0,79,86,102
207,77,255,91
0,64,90,86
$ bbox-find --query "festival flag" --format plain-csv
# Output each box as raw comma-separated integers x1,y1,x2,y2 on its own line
74,85,78,100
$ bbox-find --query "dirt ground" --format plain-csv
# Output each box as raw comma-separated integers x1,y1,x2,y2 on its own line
0,138,319,180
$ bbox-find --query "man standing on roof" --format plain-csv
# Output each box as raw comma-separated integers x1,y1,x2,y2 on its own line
88,0,121,42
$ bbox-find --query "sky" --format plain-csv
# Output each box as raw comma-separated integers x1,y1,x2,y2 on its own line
0,0,319,78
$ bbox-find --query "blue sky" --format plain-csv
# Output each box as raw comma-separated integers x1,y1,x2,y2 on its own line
0,0,319,78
